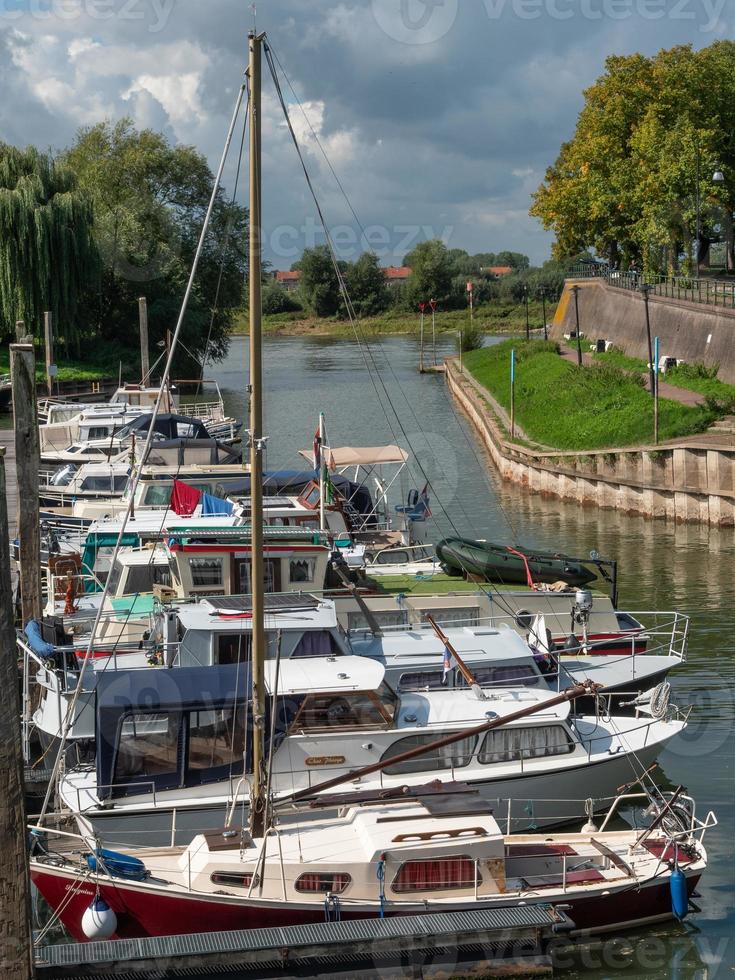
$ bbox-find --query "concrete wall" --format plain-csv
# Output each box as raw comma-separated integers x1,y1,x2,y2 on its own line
552,279,735,383
445,359,735,527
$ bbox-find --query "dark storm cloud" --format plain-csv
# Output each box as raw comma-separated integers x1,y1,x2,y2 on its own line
0,0,729,263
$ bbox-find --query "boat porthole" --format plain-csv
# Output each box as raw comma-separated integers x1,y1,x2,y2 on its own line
516,609,534,630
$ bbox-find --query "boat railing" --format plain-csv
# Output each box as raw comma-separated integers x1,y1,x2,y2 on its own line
178,397,226,421
348,609,690,663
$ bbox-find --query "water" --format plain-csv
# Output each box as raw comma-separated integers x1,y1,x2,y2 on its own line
209,335,735,978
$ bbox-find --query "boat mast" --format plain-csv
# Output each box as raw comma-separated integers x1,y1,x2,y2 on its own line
248,29,267,839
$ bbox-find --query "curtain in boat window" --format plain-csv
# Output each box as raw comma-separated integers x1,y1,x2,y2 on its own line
478,725,574,765
380,733,478,775
393,857,478,892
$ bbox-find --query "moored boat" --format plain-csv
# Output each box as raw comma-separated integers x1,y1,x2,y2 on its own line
437,537,598,586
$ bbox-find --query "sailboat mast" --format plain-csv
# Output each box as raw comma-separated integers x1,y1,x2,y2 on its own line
248,29,267,838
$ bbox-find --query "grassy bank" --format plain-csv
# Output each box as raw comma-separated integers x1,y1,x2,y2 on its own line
0,343,138,383
463,340,717,450
584,346,735,409
231,300,556,337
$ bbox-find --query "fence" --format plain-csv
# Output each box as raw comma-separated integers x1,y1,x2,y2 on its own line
570,264,735,309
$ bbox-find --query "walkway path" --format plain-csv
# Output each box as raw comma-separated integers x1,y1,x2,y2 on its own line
558,347,706,407
0,430,17,537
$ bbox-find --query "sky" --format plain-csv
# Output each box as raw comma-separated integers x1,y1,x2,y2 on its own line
0,0,727,267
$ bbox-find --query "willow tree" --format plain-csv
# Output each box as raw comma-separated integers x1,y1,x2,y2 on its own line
0,145,97,349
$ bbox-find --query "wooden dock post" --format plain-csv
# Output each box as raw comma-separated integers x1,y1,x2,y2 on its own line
0,449,34,980
10,343,42,623
139,296,150,383
43,312,55,397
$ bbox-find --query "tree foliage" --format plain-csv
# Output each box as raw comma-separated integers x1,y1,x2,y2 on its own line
345,252,389,316
404,239,455,304
63,119,246,371
0,145,97,347
530,42,735,274
297,245,345,317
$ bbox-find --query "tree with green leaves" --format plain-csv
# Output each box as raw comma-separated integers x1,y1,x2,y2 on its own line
345,252,389,316
0,145,97,348
297,245,345,317
63,118,246,371
404,239,454,305
531,42,735,275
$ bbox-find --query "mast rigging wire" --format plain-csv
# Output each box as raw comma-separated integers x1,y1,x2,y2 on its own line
37,79,249,826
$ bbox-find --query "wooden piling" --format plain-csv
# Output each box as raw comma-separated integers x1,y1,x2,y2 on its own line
43,312,55,397
10,344,42,623
138,297,150,383
0,449,34,980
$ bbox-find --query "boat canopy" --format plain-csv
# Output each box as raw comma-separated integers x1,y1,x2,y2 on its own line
299,445,409,468
95,665,302,800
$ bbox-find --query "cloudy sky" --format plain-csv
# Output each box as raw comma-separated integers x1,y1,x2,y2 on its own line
0,0,726,266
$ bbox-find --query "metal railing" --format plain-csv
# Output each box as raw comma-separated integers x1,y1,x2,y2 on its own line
570,264,735,309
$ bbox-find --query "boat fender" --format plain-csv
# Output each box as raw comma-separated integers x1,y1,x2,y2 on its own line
23,620,56,660
86,848,149,882
81,895,117,940
670,866,688,920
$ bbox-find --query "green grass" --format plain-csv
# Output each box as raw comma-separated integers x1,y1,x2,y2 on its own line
571,344,735,411
463,340,717,450
230,300,557,337
0,343,138,383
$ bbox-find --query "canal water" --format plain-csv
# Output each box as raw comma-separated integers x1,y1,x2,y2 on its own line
210,335,734,978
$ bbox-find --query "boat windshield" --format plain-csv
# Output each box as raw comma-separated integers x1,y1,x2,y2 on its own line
50,464,76,487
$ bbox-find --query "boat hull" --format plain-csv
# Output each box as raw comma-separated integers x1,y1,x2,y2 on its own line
436,538,597,587
30,861,701,943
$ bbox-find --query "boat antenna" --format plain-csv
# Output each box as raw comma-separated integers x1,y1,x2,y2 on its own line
247,28,268,840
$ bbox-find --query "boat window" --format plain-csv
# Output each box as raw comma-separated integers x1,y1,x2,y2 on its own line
467,665,541,688
292,692,391,731
124,563,172,595
217,632,253,665
392,857,479,893
398,670,446,692
289,558,316,584
374,682,398,721
105,560,124,596
291,629,339,658
114,711,181,782
478,725,575,765
143,484,173,506
187,707,246,774
87,426,111,440
302,485,320,509
211,872,256,888
190,558,224,587
380,733,477,775
50,465,76,487
295,872,351,894
376,550,409,565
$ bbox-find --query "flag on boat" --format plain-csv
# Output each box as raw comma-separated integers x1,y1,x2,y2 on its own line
442,643,453,682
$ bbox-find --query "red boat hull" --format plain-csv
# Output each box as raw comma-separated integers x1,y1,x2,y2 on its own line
31,864,700,943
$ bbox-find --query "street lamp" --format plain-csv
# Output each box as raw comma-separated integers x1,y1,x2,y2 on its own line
540,286,547,341
640,283,656,398
523,284,530,341
695,143,726,277
570,285,582,366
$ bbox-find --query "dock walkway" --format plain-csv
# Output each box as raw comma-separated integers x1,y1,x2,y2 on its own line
0,429,17,537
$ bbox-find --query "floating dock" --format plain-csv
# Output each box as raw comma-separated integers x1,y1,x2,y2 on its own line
36,905,569,978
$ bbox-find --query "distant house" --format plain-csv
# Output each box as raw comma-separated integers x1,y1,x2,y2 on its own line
383,266,411,286
274,270,302,291
481,266,514,278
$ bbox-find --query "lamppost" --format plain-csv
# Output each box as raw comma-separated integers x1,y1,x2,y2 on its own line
570,284,582,366
695,141,726,276
540,286,547,341
640,283,655,398
523,284,530,341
